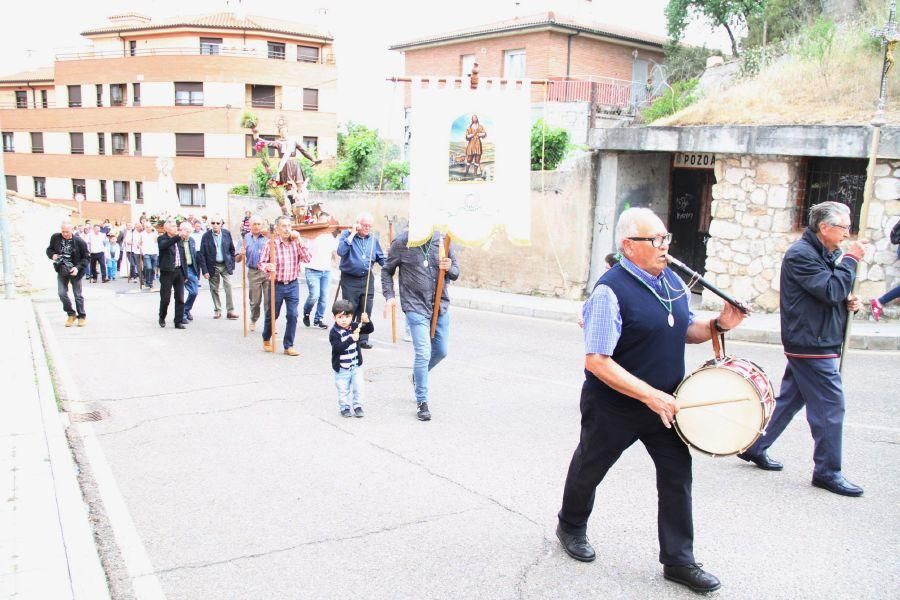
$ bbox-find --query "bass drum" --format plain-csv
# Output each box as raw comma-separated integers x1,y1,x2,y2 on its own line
673,357,775,457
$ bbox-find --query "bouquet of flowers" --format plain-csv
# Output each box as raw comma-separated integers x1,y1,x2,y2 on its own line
240,111,259,131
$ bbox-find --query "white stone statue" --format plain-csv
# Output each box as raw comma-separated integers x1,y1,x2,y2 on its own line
154,157,181,214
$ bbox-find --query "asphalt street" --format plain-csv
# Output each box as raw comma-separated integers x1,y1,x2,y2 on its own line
36,278,900,600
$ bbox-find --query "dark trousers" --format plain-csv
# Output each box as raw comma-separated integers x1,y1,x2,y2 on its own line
879,284,900,305
263,280,299,349
746,356,845,479
57,273,85,318
340,273,375,343
558,387,694,566
90,252,107,281
184,268,199,319
128,252,140,280
159,269,185,325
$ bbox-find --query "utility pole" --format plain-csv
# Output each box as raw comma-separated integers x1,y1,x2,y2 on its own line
0,149,14,298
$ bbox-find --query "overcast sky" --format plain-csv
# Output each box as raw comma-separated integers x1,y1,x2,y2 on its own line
0,0,729,138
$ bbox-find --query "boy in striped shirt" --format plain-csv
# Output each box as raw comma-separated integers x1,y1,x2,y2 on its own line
329,299,374,418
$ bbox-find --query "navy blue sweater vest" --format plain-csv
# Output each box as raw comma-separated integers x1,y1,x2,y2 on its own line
585,263,691,410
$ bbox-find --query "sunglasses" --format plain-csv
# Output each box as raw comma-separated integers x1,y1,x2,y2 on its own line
211,221,222,225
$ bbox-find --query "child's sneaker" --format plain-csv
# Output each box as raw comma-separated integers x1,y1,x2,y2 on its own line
870,299,884,321
417,402,431,421
340,408,352,418
354,406,365,418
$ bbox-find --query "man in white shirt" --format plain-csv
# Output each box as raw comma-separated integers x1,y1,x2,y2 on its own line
87,225,108,283
122,223,138,282
303,213,339,328
139,224,160,290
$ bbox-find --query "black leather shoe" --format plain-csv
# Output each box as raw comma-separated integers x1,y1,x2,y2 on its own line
812,475,863,497
359,341,373,350
737,451,783,471
303,314,310,327
555,524,595,562
158,319,166,328
664,563,721,593
175,323,186,329
314,321,328,329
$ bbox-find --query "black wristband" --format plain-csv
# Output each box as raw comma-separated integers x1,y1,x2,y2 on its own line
713,318,730,333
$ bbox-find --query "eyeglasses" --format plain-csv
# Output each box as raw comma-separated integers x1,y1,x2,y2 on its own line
627,233,672,248
211,221,222,225
828,223,851,232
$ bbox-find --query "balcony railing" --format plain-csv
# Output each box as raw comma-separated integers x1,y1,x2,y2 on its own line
55,46,336,65
546,76,660,113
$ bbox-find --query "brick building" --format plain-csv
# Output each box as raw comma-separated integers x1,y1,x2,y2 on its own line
0,12,337,222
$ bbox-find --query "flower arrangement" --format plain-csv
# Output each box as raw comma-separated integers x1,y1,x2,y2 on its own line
240,111,259,130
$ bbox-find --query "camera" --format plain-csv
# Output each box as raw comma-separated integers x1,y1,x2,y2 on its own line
54,256,76,275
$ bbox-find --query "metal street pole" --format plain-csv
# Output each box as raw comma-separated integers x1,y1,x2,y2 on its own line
0,149,14,299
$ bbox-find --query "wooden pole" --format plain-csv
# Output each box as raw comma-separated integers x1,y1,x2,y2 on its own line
269,225,277,354
430,233,451,339
388,218,397,343
241,240,248,337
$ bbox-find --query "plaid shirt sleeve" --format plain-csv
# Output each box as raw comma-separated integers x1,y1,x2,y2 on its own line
583,284,621,356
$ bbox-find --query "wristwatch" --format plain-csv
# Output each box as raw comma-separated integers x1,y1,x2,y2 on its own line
713,318,730,334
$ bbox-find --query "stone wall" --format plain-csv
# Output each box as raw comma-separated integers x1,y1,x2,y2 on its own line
861,160,900,318
0,194,72,293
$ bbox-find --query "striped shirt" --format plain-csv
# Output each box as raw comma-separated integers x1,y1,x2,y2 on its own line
257,235,311,282
333,326,359,369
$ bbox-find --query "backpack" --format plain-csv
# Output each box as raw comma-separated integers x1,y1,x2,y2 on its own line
891,221,900,245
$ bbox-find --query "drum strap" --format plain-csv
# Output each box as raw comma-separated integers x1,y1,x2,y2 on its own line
709,319,726,360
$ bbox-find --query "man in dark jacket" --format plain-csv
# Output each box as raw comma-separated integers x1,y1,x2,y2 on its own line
178,221,201,322
157,219,187,329
198,215,239,319
47,221,90,327
739,201,868,497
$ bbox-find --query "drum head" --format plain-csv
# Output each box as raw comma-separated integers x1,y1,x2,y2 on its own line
675,366,765,456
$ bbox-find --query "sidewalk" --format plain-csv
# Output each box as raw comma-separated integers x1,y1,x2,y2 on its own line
451,286,900,351
0,297,110,600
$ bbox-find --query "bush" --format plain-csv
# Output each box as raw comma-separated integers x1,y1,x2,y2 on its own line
380,161,410,190
640,79,699,122
531,119,570,171
230,184,249,195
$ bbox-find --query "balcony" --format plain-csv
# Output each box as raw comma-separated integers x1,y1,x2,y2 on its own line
55,46,336,65
546,77,661,114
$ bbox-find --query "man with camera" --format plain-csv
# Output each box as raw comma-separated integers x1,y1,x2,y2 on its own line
46,221,90,327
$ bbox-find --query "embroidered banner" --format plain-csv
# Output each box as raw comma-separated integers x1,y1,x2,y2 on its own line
408,77,531,246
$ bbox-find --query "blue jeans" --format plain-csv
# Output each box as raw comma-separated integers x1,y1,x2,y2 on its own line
406,311,450,406
183,268,200,318
143,254,158,286
263,280,299,349
303,269,331,323
106,259,117,280
334,365,363,410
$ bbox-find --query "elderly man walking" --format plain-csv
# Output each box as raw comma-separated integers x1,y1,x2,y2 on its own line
87,224,107,283
157,220,187,329
258,216,311,356
241,215,270,332
178,221,202,322
337,212,385,349
199,215,240,319
46,221,90,327
139,222,159,290
738,201,868,497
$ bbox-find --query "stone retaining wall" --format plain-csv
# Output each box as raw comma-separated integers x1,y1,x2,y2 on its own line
0,195,71,293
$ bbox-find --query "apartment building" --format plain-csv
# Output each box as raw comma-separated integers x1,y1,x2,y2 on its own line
0,12,337,221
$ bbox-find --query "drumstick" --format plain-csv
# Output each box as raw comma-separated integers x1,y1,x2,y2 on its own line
676,397,752,410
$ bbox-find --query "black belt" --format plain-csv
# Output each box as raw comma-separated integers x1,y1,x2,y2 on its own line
276,279,297,285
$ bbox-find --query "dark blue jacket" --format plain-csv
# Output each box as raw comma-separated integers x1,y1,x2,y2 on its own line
780,228,858,356
198,228,236,275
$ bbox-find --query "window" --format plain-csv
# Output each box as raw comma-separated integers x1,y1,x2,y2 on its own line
175,82,204,106
99,180,107,202
5,175,16,192
302,88,318,111
133,133,142,156
503,49,526,79
246,134,278,158
200,37,222,55
803,157,868,234
96,84,103,107
267,41,286,60
110,84,126,106
175,133,204,157
251,84,275,108
113,180,130,203
177,183,205,206
133,83,141,106
72,179,86,198
136,181,143,203
30,132,43,153
34,177,46,198
297,45,320,63
70,132,84,154
15,91,27,108
67,85,82,107
302,136,318,155
98,133,105,155
460,53,476,77
40,90,47,108
111,133,128,155
129,40,137,56
2,132,13,152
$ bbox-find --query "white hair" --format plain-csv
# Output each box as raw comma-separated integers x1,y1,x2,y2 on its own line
164,218,177,227
615,207,660,250
808,201,850,231
356,211,374,224
178,221,192,231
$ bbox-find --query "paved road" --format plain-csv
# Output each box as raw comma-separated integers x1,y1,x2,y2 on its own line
37,280,900,599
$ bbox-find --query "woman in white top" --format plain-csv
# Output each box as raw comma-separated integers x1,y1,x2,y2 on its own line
302,214,339,328
139,226,160,289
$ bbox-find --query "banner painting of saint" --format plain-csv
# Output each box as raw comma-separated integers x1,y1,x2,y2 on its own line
449,114,494,183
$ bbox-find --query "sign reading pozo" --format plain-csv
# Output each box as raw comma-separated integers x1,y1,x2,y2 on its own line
673,152,715,169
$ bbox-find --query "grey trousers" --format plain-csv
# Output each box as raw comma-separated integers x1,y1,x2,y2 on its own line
208,263,234,313
247,267,270,323
58,273,85,317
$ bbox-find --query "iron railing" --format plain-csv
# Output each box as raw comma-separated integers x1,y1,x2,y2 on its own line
546,76,660,112
55,46,336,65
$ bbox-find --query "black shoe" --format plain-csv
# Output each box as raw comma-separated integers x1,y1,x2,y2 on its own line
417,402,431,421
303,314,311,327
555,524,595,562
354,406,365,418
359,341,373,350
315,321,328,329
340,408,352,418
664,563,721,593
737,451,783,471
158,318,166,328
812,474,863,497
185,313,193,322
175,323,186,329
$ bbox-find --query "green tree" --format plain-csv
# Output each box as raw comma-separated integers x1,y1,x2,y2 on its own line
666,0,766,57
530,120,570,171
744,0,820,48
664,41,724,82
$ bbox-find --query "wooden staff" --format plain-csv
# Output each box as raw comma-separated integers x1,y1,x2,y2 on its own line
388,218,397,343
241,238,248,337
430,233,452,339
268,225,277,354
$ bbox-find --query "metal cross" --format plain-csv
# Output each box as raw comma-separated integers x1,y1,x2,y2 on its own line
871,0,900,121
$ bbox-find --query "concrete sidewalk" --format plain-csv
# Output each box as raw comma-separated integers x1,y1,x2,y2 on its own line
451,285,900,351
0,297,110,600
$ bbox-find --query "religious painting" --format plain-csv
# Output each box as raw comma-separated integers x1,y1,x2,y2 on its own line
449,114,495,183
